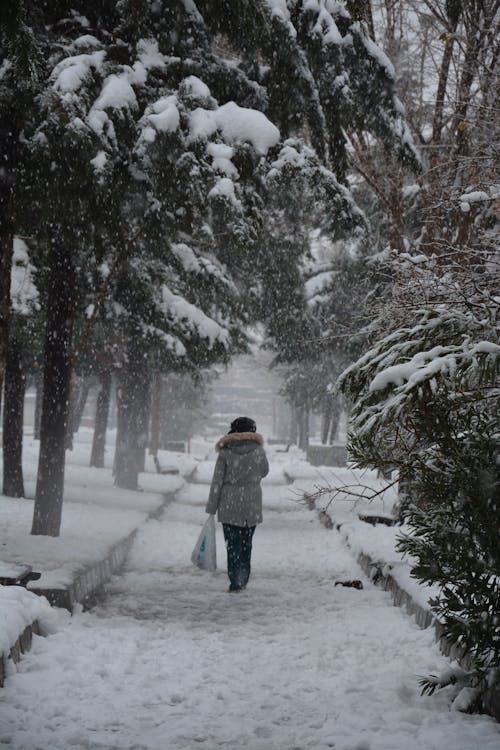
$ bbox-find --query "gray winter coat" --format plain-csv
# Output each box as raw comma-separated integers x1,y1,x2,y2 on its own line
205,433,269,527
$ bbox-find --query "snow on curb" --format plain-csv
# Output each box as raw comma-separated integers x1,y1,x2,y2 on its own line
28,489,180,610
31,529,139,610
307,496,500,722
0,485,183,685
0,585,63,687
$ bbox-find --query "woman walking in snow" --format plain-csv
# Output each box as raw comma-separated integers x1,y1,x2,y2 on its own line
205,416,269,592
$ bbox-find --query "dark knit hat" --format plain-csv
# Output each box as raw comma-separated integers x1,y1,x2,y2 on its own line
228,416,256,434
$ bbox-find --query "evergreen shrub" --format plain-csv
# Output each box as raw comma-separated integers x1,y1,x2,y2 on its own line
339,304,500,712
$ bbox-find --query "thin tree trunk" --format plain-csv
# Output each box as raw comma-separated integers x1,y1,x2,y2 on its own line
431,32,456,144
2,334,26,497
90,369,112,468
65,371,78,450
328,414,338,444
66,373,91,448
114,342,149,490
298,404,310,452
136,374,151,473
328,397,342,444
33,369,43,439
31,250,74,537
149,372,162,457
74,377,91,433
288,404,299,445
321,398,333,445
0,108,17,396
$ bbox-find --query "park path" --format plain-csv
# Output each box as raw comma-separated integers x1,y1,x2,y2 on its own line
1,478,499,750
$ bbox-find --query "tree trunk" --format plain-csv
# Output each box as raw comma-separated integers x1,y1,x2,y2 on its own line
74,377,91,433
114,342,149,490
431,31,457,145
321,397,333,445
65,373,91,448
0,107,17,397
33,369,43,439
65,371,78,450
288,404,299,445
31,250,74,537
148,372,162,457
136,374,151,473
2,334,26,497
298,404,310,452
328,397,342,444
90,369,112,468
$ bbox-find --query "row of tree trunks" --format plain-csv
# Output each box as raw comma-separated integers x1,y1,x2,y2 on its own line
289,403,311,451
320,395,343,445
2,346,154,505
289,396,345,450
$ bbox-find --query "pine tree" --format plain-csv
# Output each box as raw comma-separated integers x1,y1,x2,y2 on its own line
7,0,420,529
0,0,43,395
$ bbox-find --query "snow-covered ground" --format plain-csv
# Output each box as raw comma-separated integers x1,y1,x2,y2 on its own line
1,442,499,749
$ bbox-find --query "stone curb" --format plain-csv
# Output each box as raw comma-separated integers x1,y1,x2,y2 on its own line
0,490,178,687
29,490,177,611
310,497,500,723
31,530,138,610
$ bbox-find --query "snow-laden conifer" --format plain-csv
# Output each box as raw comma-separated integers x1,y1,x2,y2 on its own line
338,298,500,712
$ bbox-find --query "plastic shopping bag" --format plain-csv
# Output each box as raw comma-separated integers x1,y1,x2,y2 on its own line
191,515,217,571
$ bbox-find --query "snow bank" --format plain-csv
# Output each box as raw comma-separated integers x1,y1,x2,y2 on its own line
0,586,60,655
0,495,147,590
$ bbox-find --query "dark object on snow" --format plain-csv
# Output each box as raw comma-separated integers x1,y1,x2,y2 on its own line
228,416,256,434
358,513,398,527
0,565,41,588
334,579,364,590
318,510,333,529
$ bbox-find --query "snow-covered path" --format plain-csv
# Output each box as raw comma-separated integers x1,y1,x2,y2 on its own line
1,483,499,750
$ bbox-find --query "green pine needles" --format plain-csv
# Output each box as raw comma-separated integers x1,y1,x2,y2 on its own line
339,301,500,712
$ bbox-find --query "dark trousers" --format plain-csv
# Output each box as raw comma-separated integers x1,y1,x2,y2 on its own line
222,524,256,591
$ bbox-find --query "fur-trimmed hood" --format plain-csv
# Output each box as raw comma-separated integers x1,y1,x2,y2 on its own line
216,432,264,451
